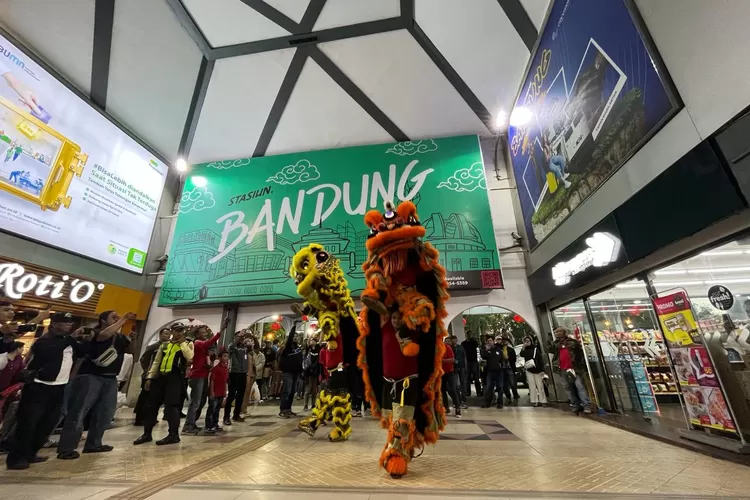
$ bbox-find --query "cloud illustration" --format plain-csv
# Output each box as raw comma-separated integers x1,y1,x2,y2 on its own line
266,159,320,185
179,187,216,213
437,162,487,192
205,158,252,170
386,139,438,156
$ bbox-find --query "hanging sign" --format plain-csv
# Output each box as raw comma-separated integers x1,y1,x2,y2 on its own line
707,285,734,311
0,262,104,303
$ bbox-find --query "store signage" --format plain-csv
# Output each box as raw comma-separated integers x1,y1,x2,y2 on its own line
507,0,680,249
551,232,621,286
160,135,503,306
652,291,738,434
0,32,167,273
707,285,734,311
0,263,104,303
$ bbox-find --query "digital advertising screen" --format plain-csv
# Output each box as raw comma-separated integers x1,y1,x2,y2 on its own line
0,31,167,273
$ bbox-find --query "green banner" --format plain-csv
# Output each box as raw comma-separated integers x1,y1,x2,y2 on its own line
160,135,503,306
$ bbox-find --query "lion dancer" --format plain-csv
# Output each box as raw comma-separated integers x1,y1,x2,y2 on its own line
290,244,359,442
358,200,449,479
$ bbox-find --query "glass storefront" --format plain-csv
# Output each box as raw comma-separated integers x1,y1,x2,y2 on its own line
549,238,750,444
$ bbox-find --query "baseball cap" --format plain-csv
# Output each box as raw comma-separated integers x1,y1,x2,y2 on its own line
50,312,75,323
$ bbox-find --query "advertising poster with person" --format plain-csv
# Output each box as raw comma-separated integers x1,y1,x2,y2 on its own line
0,32,167,272
507,0,681,248
159,135,503,305
653,291,738,434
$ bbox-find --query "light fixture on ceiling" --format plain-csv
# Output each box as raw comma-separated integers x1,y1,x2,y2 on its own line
175,158,188,172
495,109,508,130
700,250,744,257
509,107,533,127
191,176,207,187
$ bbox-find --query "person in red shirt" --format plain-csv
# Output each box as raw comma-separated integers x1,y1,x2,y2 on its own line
552,327,591,414
204,349,229,433
184,318,229,434
440,341,461,418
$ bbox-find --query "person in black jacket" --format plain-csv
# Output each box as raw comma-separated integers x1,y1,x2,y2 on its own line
520,335,547,407
460,331,482,397
499,334,520,406
6,312,84,470
278,322,303,418
480,336,505,409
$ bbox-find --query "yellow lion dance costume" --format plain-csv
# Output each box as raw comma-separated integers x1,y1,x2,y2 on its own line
290,243,359,442
357,200,449,478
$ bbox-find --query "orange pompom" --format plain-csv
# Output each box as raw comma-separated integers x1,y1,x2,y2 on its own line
383,453,408,478
327,340,338,351
396,200,418,220
364,210,384,228
402,342,420,357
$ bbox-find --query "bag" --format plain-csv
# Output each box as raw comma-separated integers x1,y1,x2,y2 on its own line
302,353,312,371
524,348,537,370
92,338,119,368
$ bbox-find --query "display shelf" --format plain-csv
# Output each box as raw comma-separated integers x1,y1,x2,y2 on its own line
654,392,680,396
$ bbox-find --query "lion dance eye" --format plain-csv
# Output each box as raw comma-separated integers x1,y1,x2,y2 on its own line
396,216,405,226
316,251,329,263
378,222,387,232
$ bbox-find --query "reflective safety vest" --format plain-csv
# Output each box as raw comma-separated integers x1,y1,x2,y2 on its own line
159,343,183,375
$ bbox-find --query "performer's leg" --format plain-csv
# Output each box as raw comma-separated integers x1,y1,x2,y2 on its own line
380,378,419,478
328,391,352,442
298,390,331,437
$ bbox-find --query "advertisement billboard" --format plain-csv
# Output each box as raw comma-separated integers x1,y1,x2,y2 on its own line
508,0,681,249
159,135,503,306
0,31,167,272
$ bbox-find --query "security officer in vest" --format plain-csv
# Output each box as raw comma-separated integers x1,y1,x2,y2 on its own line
134,322,194,446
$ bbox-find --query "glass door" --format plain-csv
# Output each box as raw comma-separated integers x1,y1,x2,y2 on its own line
588,280,669,418
551,300,614,412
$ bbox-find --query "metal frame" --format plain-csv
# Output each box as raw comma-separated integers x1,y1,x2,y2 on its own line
497,0,538,51
169,0,542,151
90,0,116,109
178,57,215,158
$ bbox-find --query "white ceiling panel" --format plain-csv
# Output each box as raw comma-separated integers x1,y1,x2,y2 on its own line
320,30,487,140
108,0,202,160
416,0,529,120
0,0,94,95
265,58,392,156
182,0,289,47
265,0,311,24
313,0,400,31
520,0,551,30
189,49,296,164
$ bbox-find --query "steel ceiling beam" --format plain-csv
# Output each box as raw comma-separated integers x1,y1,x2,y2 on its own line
299,0,327,33
497,0,538,52
209,17,405,60
90,0,116,109
240,0,299,34
166,0,213,56
253,48,310,157
178,57,215,159
408,21,494,133
310,46,408,142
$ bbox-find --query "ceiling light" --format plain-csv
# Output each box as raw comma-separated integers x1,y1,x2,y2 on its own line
688,266,750,274
701,250,743,257
510,107,533,127
633,300,642,304
191,175,207,187
175,158,188,172
654,269,688,276
495,109,508,129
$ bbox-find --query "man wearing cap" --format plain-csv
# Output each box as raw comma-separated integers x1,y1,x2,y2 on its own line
57,310,135,460
0,301,49,354
6,312,84,470
136,322,193,446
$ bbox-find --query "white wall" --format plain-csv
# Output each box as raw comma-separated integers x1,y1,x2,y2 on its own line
529,0,750,272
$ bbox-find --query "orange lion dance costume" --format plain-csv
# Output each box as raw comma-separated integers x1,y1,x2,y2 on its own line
357,200,449,479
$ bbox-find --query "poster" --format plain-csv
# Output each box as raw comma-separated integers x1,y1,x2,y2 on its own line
507,0,680,248
653,291,738,434
0,32,167,272
159,135,503,306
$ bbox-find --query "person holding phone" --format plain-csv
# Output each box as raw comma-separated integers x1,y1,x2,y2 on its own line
520,336,547,407
57,310,136,460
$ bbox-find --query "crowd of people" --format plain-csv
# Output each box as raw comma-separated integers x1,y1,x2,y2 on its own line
0,300,594,470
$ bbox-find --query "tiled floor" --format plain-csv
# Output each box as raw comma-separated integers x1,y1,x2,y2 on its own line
1,403,749,498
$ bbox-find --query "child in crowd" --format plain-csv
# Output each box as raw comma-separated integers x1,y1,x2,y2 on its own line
205,349,229,434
